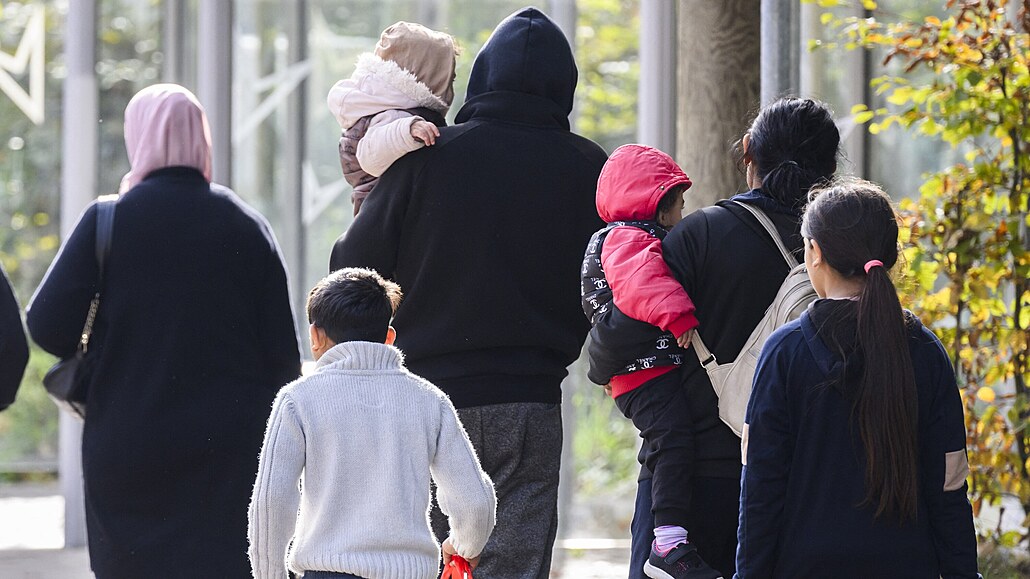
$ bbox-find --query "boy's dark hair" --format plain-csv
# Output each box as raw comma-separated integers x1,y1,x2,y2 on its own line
656,183,688,219
307,268,403,344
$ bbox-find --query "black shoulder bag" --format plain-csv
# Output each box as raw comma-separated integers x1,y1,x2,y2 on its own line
42,195,117,420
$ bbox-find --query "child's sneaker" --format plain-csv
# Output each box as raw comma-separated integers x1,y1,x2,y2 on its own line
643,542,723,579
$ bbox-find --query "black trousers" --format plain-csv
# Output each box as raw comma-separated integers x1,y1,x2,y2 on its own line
628,474,742,579
614,368,696,527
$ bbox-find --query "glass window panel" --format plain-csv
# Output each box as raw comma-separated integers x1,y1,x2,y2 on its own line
0,1,64,472
801,0,962,199
0,0,646,543
96,0,163,196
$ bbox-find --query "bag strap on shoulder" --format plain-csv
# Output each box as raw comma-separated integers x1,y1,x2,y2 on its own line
730,200,797,268
690,201,798,368
80,195,117,354
690,331,716,368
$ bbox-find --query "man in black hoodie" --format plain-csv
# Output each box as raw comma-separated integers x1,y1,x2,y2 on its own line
330,7,606,577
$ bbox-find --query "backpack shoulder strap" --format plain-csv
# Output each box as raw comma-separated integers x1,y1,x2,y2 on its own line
690,201,800,368
730,200,797,268
95,194,117,283
690,331,717,367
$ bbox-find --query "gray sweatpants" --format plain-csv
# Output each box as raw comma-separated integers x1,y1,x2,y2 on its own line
431,402,562,579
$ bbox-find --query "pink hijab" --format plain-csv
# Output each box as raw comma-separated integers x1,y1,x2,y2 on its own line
120,84,213,193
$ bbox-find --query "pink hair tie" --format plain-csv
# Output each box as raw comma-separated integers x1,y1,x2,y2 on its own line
864,259,884,274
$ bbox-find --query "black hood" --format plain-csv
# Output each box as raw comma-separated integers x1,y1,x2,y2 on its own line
455,7,577,126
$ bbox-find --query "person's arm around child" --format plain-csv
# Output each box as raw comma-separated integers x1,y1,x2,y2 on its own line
430,396,497,571
600,227,698,349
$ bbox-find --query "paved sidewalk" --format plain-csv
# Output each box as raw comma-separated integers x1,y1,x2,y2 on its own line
0,483,631,578
0,545,628,579
0,549,91,579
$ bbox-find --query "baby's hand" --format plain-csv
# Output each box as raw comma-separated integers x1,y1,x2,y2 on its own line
411,119,439,145
676,328,695,349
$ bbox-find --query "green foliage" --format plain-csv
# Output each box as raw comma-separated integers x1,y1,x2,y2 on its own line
0,2,63,299
574,0,639,152
570,377,640,496
811,0,1030,550
0,344,57,465
979,545,1030,578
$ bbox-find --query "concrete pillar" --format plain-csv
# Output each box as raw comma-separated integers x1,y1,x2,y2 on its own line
283,0,307,317
638,0,677,153
798,1,822,99
547,1,578,567
60,0,98,548
162,0,186,84
760,0,800,105
197,2,233,186
416,0,448,29
548,0,577,47
677,0,761,210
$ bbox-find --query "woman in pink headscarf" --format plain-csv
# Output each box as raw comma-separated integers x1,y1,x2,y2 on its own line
28,84,301,578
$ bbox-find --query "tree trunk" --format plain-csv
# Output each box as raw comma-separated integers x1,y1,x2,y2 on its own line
677,0,761,212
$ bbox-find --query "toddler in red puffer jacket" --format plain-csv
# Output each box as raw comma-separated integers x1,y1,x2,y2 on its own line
580,144,721,579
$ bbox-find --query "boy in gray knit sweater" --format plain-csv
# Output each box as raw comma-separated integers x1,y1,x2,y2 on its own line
248,268,496,579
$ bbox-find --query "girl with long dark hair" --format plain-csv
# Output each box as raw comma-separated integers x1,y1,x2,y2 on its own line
735,179,979,578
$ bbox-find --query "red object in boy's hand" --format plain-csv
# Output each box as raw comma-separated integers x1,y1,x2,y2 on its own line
440,555,473,579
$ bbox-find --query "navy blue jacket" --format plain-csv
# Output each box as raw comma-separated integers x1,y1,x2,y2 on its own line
27,167,301,578
736,300,978,578
330,8,606,408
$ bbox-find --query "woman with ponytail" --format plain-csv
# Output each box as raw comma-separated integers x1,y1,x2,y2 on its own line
735,179,979,578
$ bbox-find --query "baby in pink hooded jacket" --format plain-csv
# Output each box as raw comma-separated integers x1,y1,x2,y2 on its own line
327,22,458,215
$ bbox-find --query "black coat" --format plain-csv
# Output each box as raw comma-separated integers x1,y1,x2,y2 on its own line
661,195,805,478
0,264,28,411
330,8,607,409
27,167,301,578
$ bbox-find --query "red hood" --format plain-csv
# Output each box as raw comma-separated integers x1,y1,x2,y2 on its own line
596,144,692,222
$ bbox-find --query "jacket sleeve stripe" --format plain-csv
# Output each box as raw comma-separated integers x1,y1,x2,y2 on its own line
741,423,749,466
943,449,969,492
